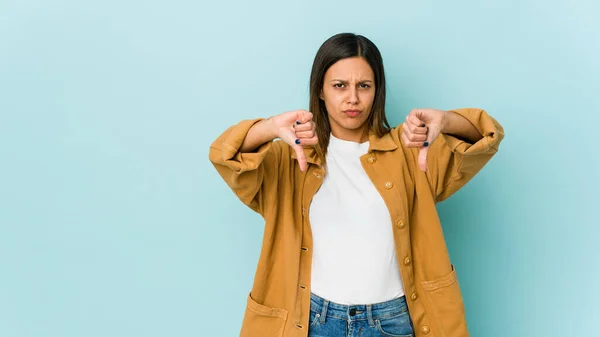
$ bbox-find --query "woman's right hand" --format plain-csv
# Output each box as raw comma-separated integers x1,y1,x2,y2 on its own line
269,109,318,172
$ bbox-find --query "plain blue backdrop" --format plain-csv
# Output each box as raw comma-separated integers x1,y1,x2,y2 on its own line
1,0,598,336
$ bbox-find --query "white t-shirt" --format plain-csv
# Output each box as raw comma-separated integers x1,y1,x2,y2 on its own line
309,133,405,305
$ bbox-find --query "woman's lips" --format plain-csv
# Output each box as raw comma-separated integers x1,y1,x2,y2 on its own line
344,109,361,117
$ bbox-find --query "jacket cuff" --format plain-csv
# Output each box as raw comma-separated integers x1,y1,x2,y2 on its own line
219,118,273,173
442,108,504,155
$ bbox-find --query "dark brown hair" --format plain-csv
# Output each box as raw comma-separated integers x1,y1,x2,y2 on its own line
309,33,391,164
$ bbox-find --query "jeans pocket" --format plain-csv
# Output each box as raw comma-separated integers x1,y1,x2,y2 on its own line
375,312,414,337
309,310,321,328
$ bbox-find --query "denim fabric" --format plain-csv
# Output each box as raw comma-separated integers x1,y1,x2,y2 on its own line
308,292,415,337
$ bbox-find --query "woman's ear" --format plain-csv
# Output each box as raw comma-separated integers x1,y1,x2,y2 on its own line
319,90,324,100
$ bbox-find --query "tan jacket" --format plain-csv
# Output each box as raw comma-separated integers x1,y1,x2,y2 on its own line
209,108,504,337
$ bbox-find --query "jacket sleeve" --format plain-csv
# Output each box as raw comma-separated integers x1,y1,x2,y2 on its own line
208,118,281,215
422,108,505,202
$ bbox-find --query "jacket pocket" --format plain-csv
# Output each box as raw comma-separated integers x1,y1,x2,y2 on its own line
421,265,468,336
240,293,288,337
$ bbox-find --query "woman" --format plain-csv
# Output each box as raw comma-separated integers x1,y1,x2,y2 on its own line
209,33,504,337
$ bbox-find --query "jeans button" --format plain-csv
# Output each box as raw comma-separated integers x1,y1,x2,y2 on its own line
349,308,356,316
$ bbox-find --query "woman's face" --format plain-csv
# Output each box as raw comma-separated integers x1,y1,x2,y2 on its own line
320,57,375,142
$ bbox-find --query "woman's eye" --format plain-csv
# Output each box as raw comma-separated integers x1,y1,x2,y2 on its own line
333,83,370,88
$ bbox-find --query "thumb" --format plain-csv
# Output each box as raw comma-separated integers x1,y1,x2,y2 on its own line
418,128,436,172
293,144,307,172
418,146,429,172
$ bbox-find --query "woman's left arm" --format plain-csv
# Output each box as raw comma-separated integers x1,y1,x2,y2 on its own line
401,108,505,202
441,110,484,144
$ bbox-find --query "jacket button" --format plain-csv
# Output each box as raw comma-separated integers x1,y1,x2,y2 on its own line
421,326,430,334
385,181,393,189
314,172,321,178
368,156,376,163
411,292,418,301
404,257,411,266
396,220,405,229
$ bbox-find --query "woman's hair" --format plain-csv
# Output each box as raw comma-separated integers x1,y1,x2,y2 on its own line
309,32,391,163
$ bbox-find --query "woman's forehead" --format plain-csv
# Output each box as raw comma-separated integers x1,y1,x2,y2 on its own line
325,57,374,80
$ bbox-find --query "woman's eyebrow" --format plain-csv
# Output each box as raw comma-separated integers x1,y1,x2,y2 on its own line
329,79,374,83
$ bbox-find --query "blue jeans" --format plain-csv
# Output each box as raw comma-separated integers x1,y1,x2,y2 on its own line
308,293,415,337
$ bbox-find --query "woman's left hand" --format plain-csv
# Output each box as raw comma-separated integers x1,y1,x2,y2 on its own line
401,108,448,172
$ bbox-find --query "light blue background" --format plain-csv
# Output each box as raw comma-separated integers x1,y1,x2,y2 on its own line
1,0,598,336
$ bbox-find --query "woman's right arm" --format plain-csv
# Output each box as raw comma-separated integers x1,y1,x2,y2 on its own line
239,118,278,153
208,110,317,215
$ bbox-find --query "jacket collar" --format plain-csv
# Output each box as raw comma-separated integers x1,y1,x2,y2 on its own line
291,130,397,168
368,130,398,152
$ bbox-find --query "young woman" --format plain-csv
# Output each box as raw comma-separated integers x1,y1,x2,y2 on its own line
209,33,504,337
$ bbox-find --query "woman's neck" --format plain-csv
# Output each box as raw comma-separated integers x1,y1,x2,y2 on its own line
330,127,369,143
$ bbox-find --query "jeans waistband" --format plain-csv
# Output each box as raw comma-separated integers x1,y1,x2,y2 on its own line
309,292,409,322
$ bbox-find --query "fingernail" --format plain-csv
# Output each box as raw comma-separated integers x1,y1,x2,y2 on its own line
296,121,301,125
295,139,301,145
423,141,429,147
